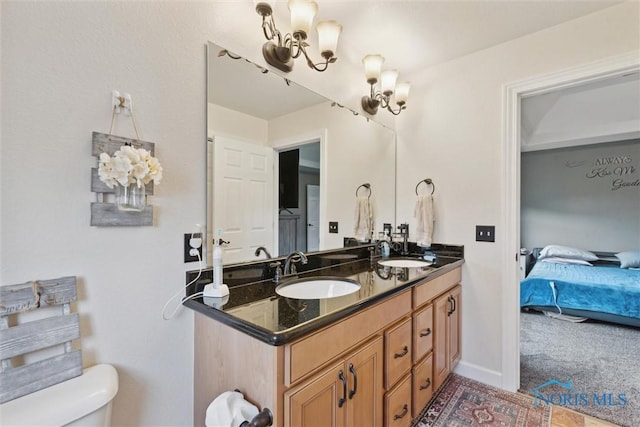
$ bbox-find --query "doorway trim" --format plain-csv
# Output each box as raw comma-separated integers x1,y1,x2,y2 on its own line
501,51,639,392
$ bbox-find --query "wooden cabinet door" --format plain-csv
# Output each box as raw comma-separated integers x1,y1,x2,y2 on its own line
384,374,412,427
448,286,462,370
432,292,450,391
412,353,433,418
345,337,384,427
384,318,412,389
285,362,347,427
412,304,433,363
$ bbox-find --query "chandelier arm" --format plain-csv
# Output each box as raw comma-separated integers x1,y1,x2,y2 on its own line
282,33,301,59
379,94,391,109
370,84,377,100
386,104,406,115
262,16,274,41
297,44,332,72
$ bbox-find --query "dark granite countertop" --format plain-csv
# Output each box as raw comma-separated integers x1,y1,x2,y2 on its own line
184,244,464,346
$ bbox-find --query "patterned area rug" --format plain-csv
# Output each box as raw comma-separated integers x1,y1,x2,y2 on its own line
412,374,551,427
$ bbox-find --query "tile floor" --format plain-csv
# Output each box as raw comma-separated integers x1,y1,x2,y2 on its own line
550,406,620,427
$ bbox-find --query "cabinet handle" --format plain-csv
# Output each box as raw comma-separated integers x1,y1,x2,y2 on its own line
419,328,432,337
451,295,456,313
393,346,409,359
393,404,409,420
419,378,431,390
338,370,347,408
348,363,357,399
447,296,453,317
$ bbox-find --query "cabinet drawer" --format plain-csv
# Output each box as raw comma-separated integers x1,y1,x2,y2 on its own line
384,318,412,389
412,352,433,418
412,304,433,363
413,267,461,309
384,374,412,427
286,290,411,386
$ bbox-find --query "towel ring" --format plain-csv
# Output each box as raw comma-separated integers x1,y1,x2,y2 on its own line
356,183,372,199
415,178,435,195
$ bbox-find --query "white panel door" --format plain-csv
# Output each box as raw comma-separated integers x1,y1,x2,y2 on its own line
213,136,274,263
306,184,320,251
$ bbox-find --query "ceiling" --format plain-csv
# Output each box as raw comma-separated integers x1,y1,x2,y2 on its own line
282,0,623,77
208,1,625,120
521,71,640,151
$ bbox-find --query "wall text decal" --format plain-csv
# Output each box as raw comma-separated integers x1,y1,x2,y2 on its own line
567,152,639,191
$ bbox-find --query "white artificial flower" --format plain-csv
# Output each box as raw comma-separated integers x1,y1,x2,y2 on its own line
97,145,163,189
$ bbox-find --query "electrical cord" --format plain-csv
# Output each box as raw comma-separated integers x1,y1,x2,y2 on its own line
162,249,203,320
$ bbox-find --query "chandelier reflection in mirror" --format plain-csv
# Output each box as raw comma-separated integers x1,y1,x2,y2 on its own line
361,54,411,116
254,0,342,73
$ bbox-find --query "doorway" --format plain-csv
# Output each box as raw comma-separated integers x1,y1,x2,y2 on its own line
501,52,639,392
277,141,320,255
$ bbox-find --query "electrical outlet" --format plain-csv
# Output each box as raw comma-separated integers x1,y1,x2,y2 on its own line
476,225,495,242
329,221,339,233
184,233,203,262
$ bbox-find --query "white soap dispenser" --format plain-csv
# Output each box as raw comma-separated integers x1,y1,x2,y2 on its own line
204,229,229,298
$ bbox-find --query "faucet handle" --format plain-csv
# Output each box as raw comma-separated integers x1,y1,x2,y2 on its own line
269,261,282,283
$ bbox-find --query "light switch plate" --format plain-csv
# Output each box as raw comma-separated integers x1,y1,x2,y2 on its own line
476,225,495,242
329,221,339,233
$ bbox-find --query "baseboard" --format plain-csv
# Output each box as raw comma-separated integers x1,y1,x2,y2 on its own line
453,360,502,389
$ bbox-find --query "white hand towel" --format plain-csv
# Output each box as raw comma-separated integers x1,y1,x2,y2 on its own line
414,194,434,247
354,196,372,241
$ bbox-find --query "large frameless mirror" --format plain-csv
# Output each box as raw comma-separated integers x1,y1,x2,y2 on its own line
206,41,396,265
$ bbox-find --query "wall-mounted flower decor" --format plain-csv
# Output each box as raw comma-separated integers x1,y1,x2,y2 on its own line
98,145,163,189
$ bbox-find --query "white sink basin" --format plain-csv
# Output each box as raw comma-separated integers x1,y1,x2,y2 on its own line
377,259,432,268
276,277,361,299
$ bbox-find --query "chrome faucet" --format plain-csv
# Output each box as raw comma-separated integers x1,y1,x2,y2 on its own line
283,251,308,275
254,246,272,259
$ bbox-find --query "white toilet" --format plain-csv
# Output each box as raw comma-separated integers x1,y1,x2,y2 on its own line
0,364,119,426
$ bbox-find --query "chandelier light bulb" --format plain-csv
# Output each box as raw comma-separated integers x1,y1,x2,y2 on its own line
394,81,411,105
362,54,385,84
288,0,318,39
317,20,342,58
380,70,398,96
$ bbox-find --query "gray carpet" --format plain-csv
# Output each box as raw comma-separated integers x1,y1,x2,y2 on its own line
519,310,640,427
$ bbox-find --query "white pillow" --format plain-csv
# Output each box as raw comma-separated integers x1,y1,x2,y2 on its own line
540,257,593,266
538,245,598,262
616,250,640,269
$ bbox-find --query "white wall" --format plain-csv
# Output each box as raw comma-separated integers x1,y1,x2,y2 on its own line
1,2,213,425
2,1,638,425
208,103,268,144
396,2,639,384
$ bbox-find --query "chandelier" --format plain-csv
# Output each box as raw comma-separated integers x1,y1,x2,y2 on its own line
361,54,410,116
254,0,342,73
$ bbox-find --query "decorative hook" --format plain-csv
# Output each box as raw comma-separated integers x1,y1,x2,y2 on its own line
112,90,132,116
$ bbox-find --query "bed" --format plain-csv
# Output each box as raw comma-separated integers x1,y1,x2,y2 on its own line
520,246,640,328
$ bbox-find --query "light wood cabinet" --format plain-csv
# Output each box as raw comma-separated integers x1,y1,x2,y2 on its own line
384,374,412,427
412,304,433,362
285,337,384,427
433,284,462,391
194,266,462,427
384,318,412,389
412,353,433,418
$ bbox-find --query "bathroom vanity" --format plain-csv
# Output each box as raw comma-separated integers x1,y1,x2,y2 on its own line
185,245,463,427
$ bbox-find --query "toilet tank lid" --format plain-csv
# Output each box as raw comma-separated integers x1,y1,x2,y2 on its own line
0,364,119,426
